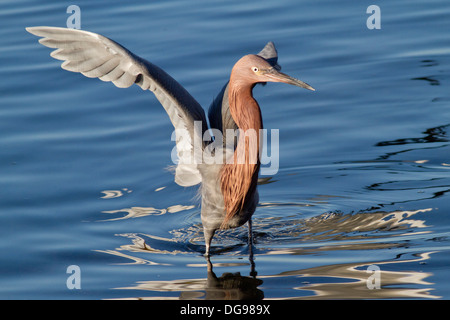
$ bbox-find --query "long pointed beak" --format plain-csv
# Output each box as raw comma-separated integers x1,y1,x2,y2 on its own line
265,68,315,91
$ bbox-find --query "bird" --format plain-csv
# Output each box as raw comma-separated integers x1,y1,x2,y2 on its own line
26,26,315,256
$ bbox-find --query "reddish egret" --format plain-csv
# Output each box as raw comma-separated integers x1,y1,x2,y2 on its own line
26,27,314,256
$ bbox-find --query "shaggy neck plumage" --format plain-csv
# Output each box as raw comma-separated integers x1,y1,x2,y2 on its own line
220,79,262,228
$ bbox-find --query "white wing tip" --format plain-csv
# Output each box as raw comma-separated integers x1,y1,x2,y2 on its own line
175,165,202,187
26,26,40,36
26,26,57,36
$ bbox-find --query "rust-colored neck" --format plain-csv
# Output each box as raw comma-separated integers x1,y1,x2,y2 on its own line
220,78,263,228
229,83,262,132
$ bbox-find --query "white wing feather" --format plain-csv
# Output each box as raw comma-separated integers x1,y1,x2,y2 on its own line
27,26,207,186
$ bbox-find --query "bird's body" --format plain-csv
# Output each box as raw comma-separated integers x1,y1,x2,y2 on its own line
26,26,314,256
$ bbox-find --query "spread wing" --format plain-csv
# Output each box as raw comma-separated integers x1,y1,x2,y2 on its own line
26,26,208,187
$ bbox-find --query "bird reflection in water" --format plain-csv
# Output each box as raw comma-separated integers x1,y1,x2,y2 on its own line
101,207,439,299
109,249,439,300
179,259,263,300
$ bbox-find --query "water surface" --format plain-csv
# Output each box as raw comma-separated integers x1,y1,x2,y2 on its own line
1,0,450,299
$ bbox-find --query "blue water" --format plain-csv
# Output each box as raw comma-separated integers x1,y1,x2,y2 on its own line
1,0,450,299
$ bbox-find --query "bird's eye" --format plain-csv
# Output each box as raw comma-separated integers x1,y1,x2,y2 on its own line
252,67,259,73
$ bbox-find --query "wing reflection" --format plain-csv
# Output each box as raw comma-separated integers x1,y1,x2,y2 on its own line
252,208,433,252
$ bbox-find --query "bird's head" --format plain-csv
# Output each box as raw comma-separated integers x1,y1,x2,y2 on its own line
231,54,315,91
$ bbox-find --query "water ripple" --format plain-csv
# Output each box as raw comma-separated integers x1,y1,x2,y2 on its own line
100,204,196,221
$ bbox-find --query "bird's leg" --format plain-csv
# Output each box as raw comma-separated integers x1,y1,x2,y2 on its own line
206,256,213,272
248,219,257,277
203,227,215,257
248,218,253,248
